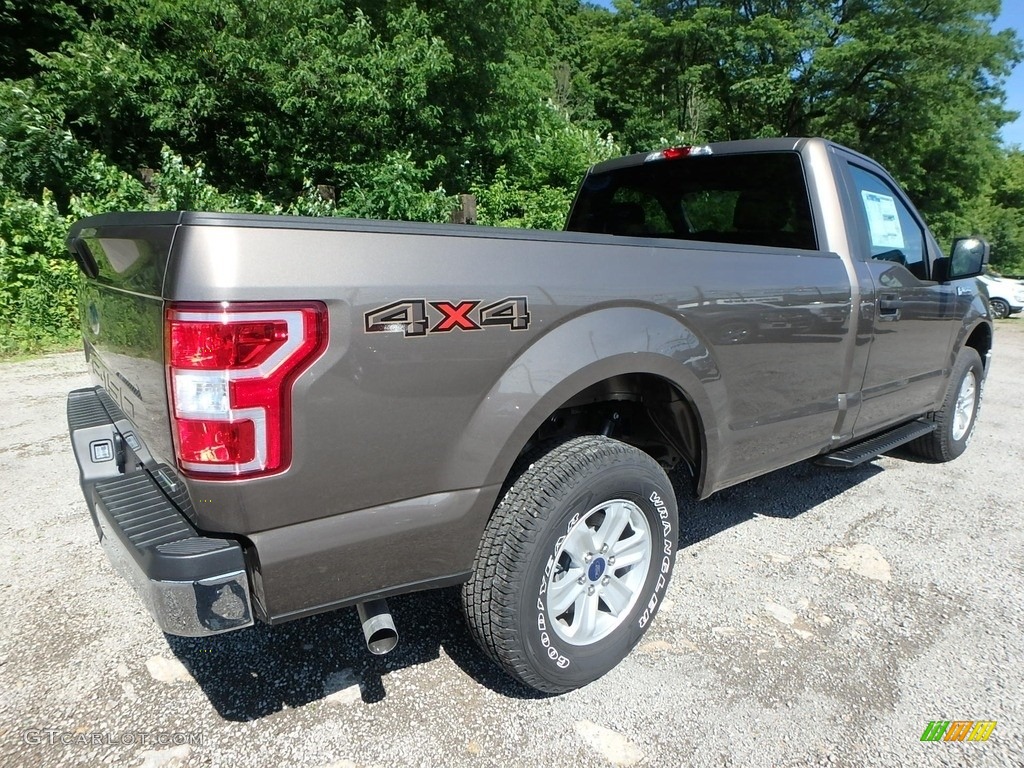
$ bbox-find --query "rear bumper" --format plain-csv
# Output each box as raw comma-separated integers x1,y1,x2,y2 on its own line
67,386,253,637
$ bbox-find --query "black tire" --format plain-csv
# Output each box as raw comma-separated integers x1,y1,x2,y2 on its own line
989,298,1010,320
909,346,984,462
462,435,678,694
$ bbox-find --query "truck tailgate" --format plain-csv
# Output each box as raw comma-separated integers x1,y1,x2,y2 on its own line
68,213,181,467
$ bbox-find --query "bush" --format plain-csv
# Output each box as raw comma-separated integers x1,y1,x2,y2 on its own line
0,146,465,356
69,148,233,218
0,188,78,355
475,107,620,230
335,152,455,223
0,123,616,356
473,167,575,230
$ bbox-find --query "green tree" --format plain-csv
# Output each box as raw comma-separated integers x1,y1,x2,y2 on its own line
0,80,88,205
474,109,621,228
960,149,1024,274
576,0,1021,222
0,0,91,79
0,185,78,354
25,0,574,202
32,2,450,196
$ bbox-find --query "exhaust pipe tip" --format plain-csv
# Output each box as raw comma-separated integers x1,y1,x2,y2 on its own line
356,599,398,655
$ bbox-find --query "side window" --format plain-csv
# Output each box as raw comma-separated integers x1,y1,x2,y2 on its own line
847,164,926,277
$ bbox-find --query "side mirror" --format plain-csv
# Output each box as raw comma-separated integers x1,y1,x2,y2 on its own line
947,236,990,281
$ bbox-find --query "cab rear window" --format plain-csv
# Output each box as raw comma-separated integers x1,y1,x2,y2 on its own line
566,152,817,251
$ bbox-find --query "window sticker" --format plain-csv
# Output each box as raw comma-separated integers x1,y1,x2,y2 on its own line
861,191,905,249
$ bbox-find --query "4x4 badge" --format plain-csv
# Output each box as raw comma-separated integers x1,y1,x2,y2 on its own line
364,297,530,337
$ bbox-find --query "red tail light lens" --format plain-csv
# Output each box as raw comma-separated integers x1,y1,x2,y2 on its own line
644,145,712,162
166,302,327,478
169,319,290,369
176,419,257,464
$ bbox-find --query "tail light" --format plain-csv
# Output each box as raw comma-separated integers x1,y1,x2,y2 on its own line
644,145,712,162
165,302,327,478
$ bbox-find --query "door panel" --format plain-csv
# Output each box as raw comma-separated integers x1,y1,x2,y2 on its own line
841,162,957,434
858,262,954,428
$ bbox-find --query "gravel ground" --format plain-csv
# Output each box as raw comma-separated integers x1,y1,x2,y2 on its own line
1,322,1022,768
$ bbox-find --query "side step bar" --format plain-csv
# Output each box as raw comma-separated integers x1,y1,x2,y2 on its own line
816,420,935,468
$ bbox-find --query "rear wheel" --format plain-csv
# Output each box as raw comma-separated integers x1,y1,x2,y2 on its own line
462,435,677,693
909,347,984,462
989,298,1010,320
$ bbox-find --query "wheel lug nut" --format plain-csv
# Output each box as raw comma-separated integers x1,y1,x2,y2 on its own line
608,557,615,565
602,576,610,585
587,586,595,595
577,576,585,585
584,553,592,563
600,544,609,554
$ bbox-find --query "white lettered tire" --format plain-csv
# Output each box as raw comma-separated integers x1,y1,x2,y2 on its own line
462,435,678,693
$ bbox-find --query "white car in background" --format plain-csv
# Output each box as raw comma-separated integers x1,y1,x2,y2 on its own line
979,272,1024,319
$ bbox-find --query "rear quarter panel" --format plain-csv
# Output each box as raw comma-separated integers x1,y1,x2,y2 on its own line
165,219,853,542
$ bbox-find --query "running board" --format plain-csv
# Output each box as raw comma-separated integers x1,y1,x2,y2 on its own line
815,421,935,468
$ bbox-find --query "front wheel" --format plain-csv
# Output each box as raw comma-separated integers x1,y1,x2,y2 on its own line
462,435,678,693
909,346,984,462
989,298,1010,320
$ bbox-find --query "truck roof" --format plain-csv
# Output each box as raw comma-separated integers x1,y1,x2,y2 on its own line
587,137,830,175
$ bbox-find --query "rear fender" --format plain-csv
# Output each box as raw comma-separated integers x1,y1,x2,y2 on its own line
440,305,725,499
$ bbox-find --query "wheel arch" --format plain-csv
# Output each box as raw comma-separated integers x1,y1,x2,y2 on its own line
439,306,725,505
962,319,993,372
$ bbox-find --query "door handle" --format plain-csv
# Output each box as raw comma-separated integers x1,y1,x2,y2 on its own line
878,296,902,321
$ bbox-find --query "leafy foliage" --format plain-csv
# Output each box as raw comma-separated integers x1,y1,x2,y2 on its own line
475,110,622,228
25,0,567,200
474,168,576,230
334,152,455,222
953,148,1024,274
576,0,1020,221
0,187,78,354
0,80,89,205
0,0,90,80
0,0,1022,354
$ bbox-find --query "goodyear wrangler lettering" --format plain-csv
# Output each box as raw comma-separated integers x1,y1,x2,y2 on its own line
638,490,673,629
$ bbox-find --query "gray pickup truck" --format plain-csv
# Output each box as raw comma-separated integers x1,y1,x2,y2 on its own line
65,137,993,693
